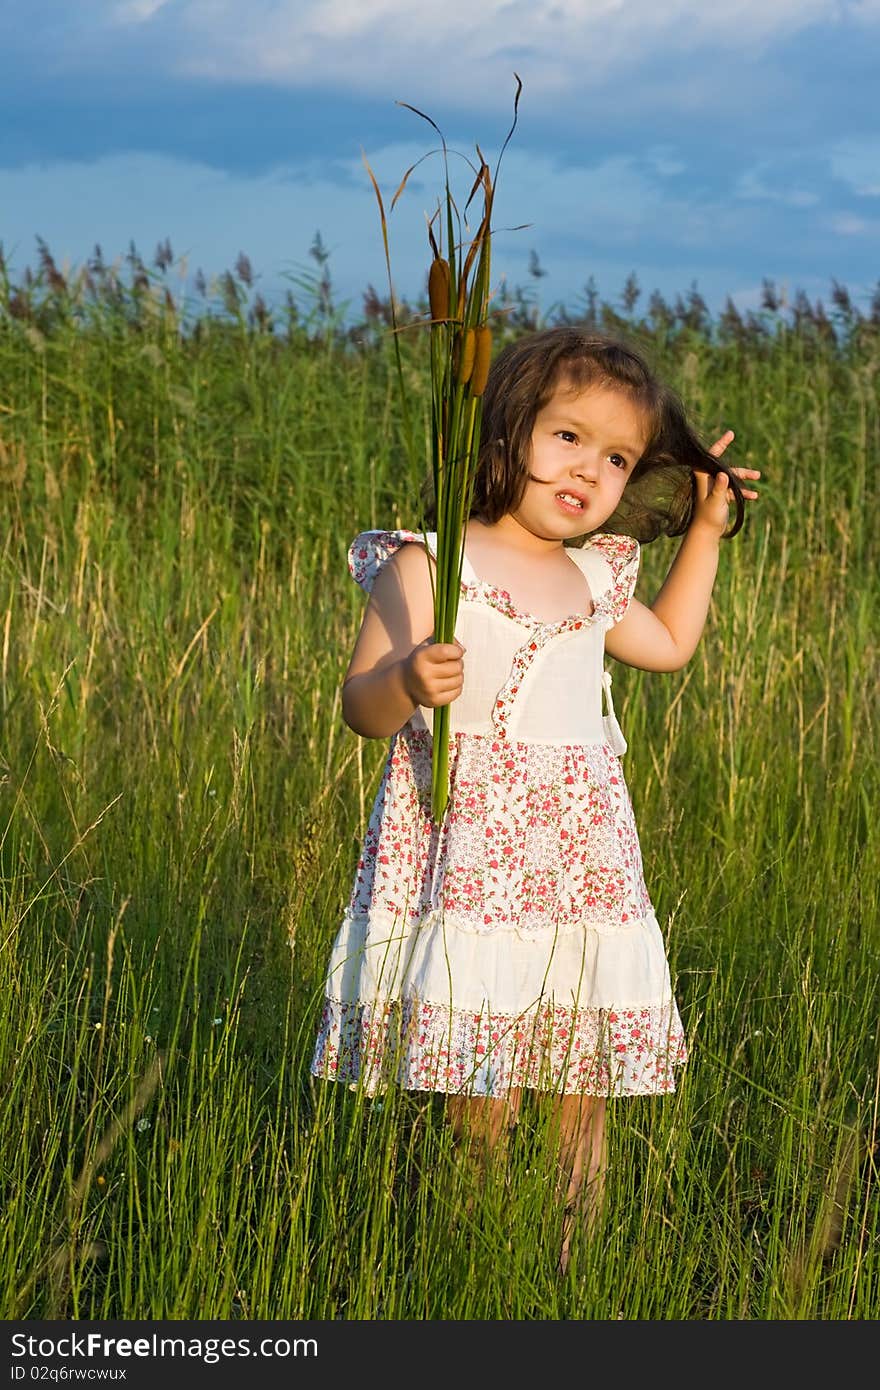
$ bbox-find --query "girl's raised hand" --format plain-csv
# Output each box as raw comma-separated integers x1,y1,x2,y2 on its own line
403,638,466,710
692,430,761,536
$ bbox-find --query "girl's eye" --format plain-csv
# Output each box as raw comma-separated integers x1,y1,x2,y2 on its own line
557,430,578,444
608,453,628,470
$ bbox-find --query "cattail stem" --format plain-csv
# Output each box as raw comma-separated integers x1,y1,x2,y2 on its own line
401,126,510,821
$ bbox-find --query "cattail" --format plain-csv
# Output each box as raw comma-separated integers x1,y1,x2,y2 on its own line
428,257,450,321
454,328,476,383
469,326,492,396
363,79,520,820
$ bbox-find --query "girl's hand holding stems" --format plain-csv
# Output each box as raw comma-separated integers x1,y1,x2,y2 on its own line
341,537,466,740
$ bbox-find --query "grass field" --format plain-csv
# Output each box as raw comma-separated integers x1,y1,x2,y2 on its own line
0,253,877,1318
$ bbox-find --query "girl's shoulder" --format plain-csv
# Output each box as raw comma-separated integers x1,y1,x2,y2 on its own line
568,532,641,625
347,528,437,593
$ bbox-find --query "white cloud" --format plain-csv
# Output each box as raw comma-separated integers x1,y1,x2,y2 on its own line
190,0,839,94
67,1,873,104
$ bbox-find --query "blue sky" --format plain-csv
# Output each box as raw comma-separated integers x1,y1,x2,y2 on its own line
3,1,878,322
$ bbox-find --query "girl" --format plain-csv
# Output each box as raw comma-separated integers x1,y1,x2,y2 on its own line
309,327,760,1273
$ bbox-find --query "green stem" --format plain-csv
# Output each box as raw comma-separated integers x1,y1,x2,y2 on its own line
431,704,450,822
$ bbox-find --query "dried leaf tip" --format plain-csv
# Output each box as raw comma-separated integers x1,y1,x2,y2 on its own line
428,257,451,322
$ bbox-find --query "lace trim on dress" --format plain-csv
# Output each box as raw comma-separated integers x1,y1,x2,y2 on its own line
457,579,598,628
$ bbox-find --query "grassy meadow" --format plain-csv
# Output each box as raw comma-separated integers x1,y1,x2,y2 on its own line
0,247,878,1319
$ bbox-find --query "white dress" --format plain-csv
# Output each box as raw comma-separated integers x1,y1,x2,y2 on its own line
310,528,687,1098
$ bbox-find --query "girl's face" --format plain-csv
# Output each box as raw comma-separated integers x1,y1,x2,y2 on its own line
511,380,649,541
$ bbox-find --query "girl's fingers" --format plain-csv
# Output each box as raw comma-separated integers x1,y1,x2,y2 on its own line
708,429,735,458
692,444,762,518
727,466,761,500
712,466,761,492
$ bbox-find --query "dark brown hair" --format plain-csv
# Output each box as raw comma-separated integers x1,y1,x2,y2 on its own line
419,327,745,542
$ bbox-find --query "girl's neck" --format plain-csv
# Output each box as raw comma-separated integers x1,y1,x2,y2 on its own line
464,514,594,621
468,513,568,560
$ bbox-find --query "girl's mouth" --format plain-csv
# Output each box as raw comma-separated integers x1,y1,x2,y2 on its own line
555,492,585,515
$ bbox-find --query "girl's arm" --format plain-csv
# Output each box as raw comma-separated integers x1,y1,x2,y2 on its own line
605,433,760,673
341,541,466,738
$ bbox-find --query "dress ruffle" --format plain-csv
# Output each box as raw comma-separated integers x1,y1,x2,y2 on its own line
323,905,677,1007
311,902,686,1097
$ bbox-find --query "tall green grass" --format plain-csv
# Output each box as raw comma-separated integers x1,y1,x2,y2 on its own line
0,277,877,1318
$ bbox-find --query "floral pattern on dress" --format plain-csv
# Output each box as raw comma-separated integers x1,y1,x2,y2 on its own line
348,727,651,936
583,532,641,627
348,529,427,592
312,995,687,1098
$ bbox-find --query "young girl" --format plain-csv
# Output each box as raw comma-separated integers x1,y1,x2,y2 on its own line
309,327,759,1273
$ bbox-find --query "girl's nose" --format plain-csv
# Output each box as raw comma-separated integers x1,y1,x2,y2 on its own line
573,451,599,482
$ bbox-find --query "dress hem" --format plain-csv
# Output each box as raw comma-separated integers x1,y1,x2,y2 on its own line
310,993,688,1099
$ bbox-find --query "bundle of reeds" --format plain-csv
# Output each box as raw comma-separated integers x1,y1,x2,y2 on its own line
366,80,521,820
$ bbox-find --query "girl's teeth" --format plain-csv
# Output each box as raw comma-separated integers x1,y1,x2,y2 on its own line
558,494,583,508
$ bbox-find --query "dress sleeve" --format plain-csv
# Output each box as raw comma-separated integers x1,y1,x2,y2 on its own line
347,529,432,593
589,533,641,625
